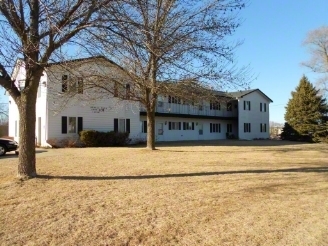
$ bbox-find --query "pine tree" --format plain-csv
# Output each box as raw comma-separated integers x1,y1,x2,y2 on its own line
283,75,328,142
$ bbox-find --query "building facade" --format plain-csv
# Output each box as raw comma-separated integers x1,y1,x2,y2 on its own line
8,57,272,146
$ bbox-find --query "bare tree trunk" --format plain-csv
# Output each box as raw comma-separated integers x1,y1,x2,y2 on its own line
17,92,37,178
146,108,156,150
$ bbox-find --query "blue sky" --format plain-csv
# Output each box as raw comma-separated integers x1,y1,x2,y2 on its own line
233,0,328,123
1,0,327,123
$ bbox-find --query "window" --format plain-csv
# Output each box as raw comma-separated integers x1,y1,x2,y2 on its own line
210,101,220,110
141,121,147,133
227,123,233,133
62,75,68,92
260,103,266,112
168,96,181,104
114,82,118,97
210,123,221,133
68,117,77,133
77,77,83,94
62,75,83,93
168,121,181,130
125,84,130,99
18,80,25,91
244,123,251,132
183,122,194,130
158,101,163,107
244,101,251,110
61,116,83,134
198,105,203,111
227,102,232,111
260,123,267,132
264,103,267,112
114,118,130,133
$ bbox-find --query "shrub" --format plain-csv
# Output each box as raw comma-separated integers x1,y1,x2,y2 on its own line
80,130,130,147
47,137,84,148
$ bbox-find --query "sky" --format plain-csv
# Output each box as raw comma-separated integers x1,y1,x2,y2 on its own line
232,0,328,123
1,0,327,123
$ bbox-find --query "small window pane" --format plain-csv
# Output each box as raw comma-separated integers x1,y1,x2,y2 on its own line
119,119,125,132
68,117,76,133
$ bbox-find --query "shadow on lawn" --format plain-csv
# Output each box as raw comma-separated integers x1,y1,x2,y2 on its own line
130,140,311,149
37,167,328,181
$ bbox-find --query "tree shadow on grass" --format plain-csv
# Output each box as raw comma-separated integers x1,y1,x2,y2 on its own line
130,140,312,149
37,166,328,181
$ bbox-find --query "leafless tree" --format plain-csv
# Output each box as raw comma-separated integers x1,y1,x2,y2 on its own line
83,0,251,150
0,0,113,178
302,26,328,98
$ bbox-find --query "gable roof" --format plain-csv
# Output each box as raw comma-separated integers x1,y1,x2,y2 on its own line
227,89,273,102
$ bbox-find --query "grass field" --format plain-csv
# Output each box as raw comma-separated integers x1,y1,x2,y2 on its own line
1,140,328,245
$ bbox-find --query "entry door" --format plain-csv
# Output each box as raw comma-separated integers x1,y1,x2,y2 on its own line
198,123,204,140
37,117,41,146
156,122,164,141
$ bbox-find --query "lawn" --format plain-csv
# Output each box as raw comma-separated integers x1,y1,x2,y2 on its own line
1,140,328,245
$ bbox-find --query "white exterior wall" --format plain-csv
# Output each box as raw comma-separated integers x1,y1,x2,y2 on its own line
46,99,140,144
45,60,140,145
237,91,270,140
140,116,238,142
8,66,25,142
35,73,48,146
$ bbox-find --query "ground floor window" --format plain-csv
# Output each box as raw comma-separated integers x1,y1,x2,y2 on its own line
227,123,233,133
183,122,194,130
62,116,83,134
210,123,221,133
114,118,130,133
260,123,267,132
169,122,181,130
244,123,251,133
141,121,147,133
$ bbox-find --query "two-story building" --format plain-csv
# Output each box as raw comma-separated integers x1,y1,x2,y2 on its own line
8,56,272,146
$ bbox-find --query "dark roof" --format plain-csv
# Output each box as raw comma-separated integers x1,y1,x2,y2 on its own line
46,55,118,67
227,89,273,102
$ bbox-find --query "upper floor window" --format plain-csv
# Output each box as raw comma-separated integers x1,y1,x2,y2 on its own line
62,75,68,92
210,101,220,110
244,101,251,110
227,102,232,111
18,80,25,91
62,75,83,94
77,77,83,94
260,103,267,112
125,84,130,99
168,96,181,104
113,82,118,97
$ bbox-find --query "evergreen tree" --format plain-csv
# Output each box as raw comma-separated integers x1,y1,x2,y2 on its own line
283,75,328,142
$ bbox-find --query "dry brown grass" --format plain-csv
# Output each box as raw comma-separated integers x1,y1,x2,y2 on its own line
1,140,328,246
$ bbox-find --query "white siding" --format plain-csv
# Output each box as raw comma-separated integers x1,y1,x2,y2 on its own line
140,116,238,142
47,99,140,144
237,91,270,140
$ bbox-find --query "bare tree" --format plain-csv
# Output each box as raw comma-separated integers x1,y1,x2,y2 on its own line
84,0,251,150
0,0,112,178
302,25,328,98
